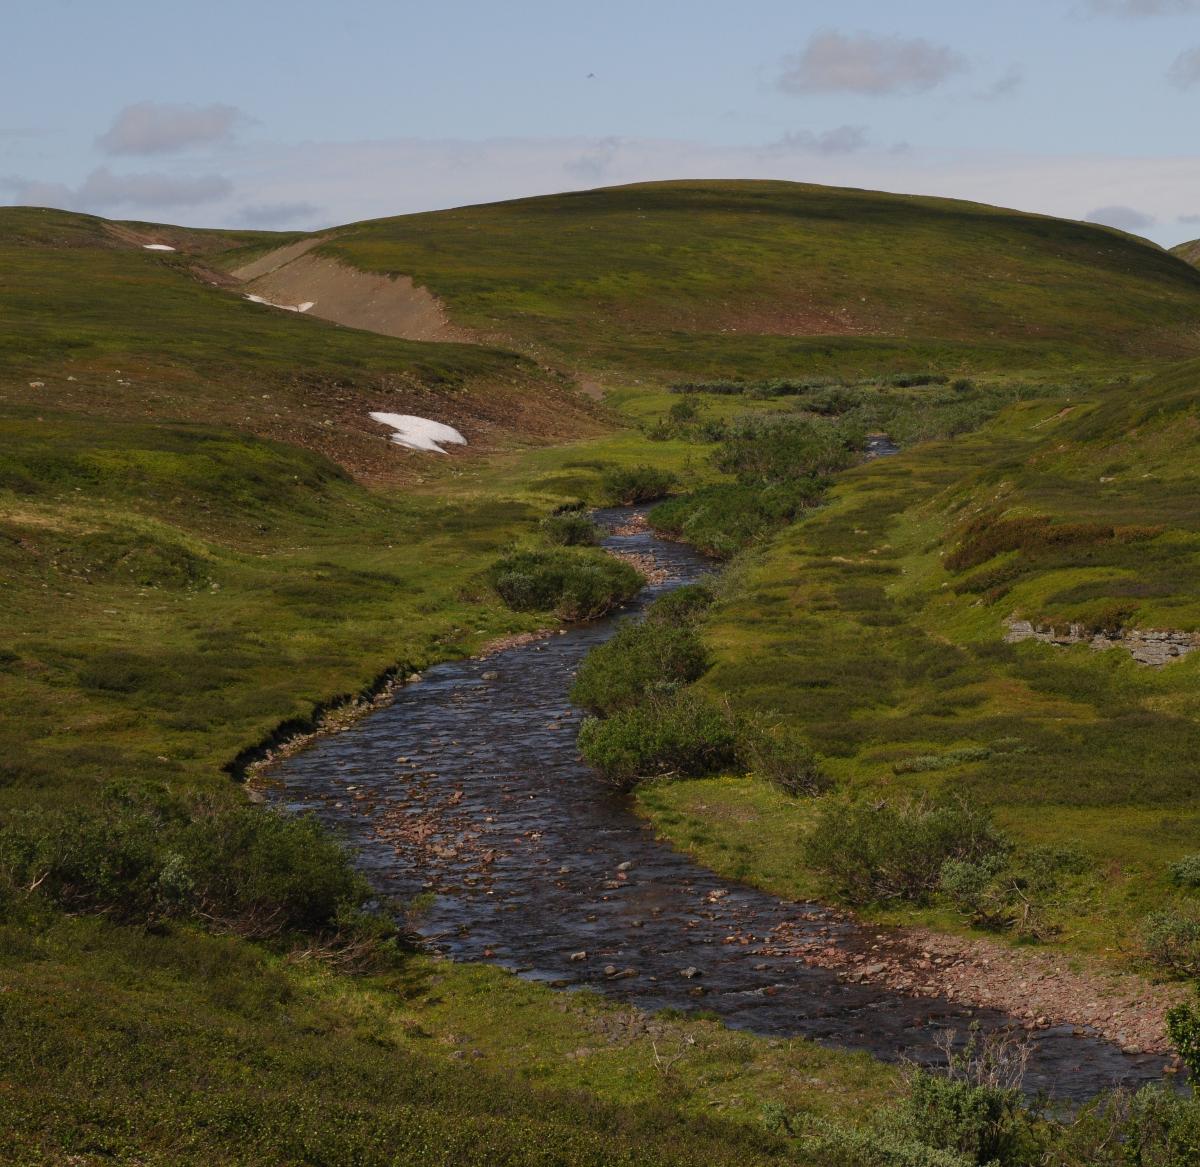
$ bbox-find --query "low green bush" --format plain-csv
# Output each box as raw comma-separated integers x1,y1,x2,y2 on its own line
488,548,643,620
0,783,393,955
739,718,830,796
1140,907,1200,977
649,481,825,558
598,465,677,505
541,512,600,546
577,692,738,791
804,795,1008,906
1170,854,1200,888
570,620,709,716
643,583,714,627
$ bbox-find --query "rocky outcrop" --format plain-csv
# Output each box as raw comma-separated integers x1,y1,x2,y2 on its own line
1005,619,1199,666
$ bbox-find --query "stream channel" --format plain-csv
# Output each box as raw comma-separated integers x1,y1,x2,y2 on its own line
268,496,1170,1102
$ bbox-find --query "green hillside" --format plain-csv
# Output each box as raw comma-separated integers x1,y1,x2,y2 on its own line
5,185,1200,1163
1171,237,1200,268
313,180,1200,378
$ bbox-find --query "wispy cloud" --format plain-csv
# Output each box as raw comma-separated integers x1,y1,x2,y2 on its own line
973,66,1024,101
97,102,244,156
1080,0,1200,15
237,200,322,227
1168,47,1200,87
766,126,869,155
1085,204,1157,231
3,166,231,211
777,31,967,96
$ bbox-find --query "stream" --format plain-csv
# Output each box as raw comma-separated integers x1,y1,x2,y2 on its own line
267,501,1170,1101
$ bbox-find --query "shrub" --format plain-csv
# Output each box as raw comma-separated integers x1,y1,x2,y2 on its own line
488,548,643,620
739,718,830,796
803,795,1008,906
0,784,391,954
1169,854,1200,887
569,620,710,716
1140,907,1200,976
598,465,677,505
643,583,714,627
714,415,863,486
541,512,600,546
649,480,825,559
577,692,738,791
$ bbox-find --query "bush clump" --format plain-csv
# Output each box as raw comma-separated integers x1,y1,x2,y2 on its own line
739,717,830,797
488,548,643,620
0,784,392,956
577,692,738,791
570,619,710,716
1170,853,1200,887
804,795,1008,906
598,465,677,505
1140,907,1200,977
541,512,600,546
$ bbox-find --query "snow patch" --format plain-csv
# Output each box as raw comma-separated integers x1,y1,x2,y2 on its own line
243,293,315,313
369,412,467,454
142,243,176,251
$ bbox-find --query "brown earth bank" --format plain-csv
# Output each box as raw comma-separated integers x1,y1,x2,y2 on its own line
766,912,1189,1061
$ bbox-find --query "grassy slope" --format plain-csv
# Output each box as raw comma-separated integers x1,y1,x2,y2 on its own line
316,180,1200,378
0,205,897,1162
639,362,1200,960
1170,238,1200,267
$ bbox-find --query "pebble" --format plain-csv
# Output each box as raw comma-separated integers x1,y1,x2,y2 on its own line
570,951,587,962
679,966,702,979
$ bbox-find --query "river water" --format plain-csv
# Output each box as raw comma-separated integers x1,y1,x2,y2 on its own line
267,503,1169,1101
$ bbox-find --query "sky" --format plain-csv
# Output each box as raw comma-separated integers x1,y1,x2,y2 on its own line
3,0,1200,244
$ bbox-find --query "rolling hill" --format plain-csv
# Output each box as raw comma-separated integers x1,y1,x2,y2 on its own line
246,179,1200,379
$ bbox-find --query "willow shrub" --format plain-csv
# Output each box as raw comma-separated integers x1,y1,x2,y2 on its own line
488,547,643,620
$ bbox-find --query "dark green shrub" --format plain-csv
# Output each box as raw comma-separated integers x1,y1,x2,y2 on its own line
1140,907,1200,976
597,465,677,505
1170,854,1200,887
649,480,825,559
570,620,709,716
541,512,600,546
643,583,714,627
714,415,863,485
0,784,389,951
577,692,738,791
488,548,643,620
739,718,830,796
804,796,1008,906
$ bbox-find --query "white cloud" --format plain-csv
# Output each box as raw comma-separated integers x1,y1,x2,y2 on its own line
777,31,967,96
563,137,622,181
766,126,869,155
1168,47,1200,87
3,166,230,211
97,102,244,155
1085,204,1157,231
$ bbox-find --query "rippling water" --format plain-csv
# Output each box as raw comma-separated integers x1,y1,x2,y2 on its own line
267,505,1168,1100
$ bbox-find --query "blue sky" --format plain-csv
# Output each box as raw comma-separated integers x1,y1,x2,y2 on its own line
4,0,1200,242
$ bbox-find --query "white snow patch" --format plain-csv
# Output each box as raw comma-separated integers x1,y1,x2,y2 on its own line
244,293,316,313
369,412,467,454
142,243,176,251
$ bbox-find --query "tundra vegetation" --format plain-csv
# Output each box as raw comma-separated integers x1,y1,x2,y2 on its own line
4,182,1200,1162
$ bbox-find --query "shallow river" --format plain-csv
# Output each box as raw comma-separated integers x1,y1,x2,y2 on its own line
268,503,1169,1101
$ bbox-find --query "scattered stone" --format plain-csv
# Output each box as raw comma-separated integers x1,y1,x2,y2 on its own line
481,671,499,681
570,951,587,962
679,967,702,979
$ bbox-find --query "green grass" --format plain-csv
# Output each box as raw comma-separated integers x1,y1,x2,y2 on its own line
636,362,1200,963
315,180,1200,378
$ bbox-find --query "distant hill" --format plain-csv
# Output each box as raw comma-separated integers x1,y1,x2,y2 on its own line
1170,237,1200,268
276,179,1200,379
